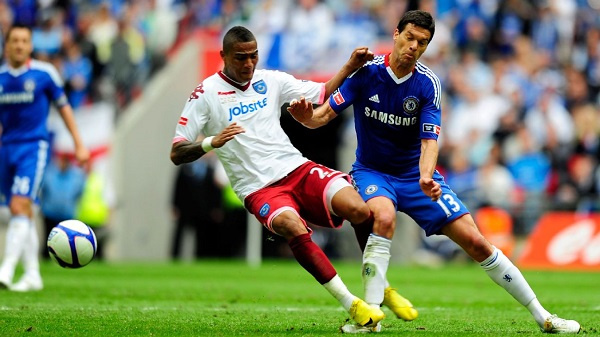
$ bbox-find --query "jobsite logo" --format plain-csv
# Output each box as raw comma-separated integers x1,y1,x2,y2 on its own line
518,212,600,270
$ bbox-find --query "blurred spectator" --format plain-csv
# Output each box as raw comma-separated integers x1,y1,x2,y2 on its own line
571,104,600,156
40,154,86,259
106,11,146,113
553,153,600,212
246,0,289,69
73,9,104,102
530,3,559,63
8,0,36,26
281,0,335,72
141,0,179,76
505,124,552,235
171,155,223,259
477,140,516,211
62,36,93,109
87,2,118,68
31,8,65,59
0,1,14,56
523,89,575,165
444,146,480,211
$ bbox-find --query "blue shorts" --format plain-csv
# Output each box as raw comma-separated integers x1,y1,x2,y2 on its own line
0,140,49,205
350,163,470,236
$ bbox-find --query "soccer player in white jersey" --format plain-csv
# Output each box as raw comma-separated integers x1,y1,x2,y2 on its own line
288,10,581,334
170,25,399,330
0,25,89,291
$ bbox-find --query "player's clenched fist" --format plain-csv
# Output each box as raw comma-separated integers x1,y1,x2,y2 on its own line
347,47,374,69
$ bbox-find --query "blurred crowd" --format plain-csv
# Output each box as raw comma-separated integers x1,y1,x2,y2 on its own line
2,0,600,257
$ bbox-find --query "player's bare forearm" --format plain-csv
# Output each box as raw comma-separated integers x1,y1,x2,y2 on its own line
288,98,336,129
58,104,90,165
170,141,205,165
419,139,441,201
171,123,245,165
324,47,374,97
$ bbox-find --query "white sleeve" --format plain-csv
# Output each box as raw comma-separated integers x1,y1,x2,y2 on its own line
173,87,209,144
272,70,326,105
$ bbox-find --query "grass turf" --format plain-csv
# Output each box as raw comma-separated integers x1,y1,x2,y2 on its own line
0,259,598,336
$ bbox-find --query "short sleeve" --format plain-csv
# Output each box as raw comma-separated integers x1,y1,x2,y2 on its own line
173,84,210,144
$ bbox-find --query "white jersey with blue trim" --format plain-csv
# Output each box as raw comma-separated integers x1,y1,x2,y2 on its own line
173,69,326,200
329,54,442,175
0,59,68,144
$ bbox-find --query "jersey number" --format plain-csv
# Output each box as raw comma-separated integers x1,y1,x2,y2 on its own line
436,194,461,218
310,167,337,179
12,176,31,195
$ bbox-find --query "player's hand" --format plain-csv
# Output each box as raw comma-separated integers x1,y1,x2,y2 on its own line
212,122,245,148
286,96,313,124
74,145,90,167
347,47,375,70
419,177,441,202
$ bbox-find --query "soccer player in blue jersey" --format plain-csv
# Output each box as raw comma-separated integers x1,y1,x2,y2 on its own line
288,10,580,334
0,25,89,292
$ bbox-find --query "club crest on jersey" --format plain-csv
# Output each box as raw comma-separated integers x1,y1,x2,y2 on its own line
365,185,378,195
24,79,36,92
423,123,441,135
402,96,419,115
252,80,267,94
259,203,270,217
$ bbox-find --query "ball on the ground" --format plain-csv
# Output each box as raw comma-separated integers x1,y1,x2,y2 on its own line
47,220,97,268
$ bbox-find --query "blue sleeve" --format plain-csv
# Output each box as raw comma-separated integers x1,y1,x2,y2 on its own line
328,68,364,114
43,67,69,108
419,75,442,140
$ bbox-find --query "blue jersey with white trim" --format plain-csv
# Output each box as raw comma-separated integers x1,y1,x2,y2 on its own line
329,54,442,175
0,59,68,144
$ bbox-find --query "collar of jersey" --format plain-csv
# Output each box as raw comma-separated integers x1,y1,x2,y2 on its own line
5,59,31,77
384,54,413,84
218,71,251,91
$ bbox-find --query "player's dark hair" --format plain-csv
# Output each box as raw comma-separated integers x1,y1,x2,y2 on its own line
222,26,256,54
397,10,435,42
5,24,32,40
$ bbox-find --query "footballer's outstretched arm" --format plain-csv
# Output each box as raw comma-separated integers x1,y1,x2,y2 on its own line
323,47,373,97
171,122,245,165
287,97,337,129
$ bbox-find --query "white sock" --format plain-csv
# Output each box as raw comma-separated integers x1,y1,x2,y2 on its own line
0,215,30,281
22,218,41,279
363,234,391,307
480,246,550,326
322,274,356,311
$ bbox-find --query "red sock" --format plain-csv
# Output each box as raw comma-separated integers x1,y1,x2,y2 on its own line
288,233,337,284
351,211,374,252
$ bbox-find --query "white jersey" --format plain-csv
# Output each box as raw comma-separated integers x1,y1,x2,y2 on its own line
173,69,326,201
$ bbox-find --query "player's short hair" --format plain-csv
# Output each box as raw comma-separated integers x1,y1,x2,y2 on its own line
5,24,32,41
397,10,435,42
222,26,256,54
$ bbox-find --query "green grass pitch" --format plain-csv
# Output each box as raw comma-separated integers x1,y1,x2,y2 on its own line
0,259,598,336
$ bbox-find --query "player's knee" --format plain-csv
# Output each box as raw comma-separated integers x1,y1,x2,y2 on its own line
372,211,395,238
271,215,308,240
466,234,493,261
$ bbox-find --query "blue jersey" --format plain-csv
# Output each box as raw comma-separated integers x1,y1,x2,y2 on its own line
0,59,68,144
329,54,442,175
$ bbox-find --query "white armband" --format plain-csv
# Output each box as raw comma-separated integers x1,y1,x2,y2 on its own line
201,136,215,152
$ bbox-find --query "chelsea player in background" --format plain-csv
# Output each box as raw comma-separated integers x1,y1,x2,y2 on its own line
288,10,580,334
0,25,89,291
